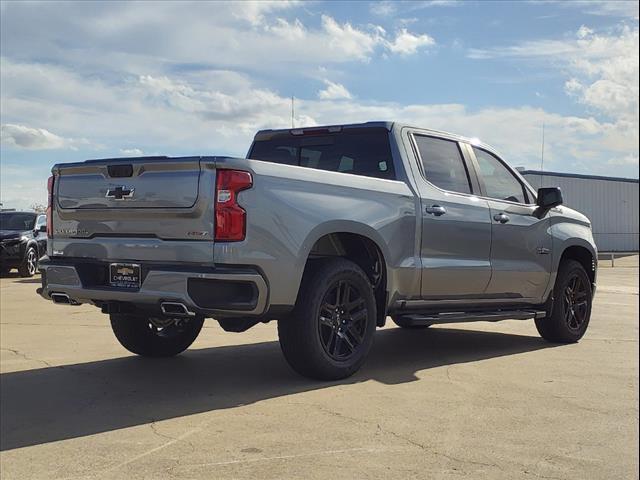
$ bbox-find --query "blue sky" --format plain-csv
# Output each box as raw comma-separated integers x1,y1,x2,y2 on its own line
1,0,638,209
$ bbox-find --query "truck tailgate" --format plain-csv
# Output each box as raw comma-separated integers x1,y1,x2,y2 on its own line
57,157,201,209
51,156,217,263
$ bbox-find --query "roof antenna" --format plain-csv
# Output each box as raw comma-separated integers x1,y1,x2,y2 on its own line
539,120,545,188
291,96,295,129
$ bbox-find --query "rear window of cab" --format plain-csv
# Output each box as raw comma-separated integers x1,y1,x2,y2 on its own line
248,128,396,180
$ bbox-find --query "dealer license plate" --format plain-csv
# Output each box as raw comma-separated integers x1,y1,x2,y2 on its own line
109,263,141,289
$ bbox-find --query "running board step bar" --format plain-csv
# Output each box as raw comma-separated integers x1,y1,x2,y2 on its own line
397,310,547,326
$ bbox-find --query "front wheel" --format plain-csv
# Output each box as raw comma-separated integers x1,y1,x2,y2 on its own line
110,313,204,357
535,259,592,343
18,246,38,277
278,258,377,380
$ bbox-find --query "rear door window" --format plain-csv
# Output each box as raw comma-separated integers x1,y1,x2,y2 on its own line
249,128,395,180
414,135,472,194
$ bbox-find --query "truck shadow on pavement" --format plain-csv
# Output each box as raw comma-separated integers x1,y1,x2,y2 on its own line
1,327,556,451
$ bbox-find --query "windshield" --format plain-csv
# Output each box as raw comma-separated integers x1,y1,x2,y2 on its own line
0,213,37,231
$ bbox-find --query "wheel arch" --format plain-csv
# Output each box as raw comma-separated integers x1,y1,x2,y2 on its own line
559,244,596,285
296,222,391,326
22,239,39,258
542,230,597,305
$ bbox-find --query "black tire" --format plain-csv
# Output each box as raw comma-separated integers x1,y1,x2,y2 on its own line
535,259,592,343
278,258,377,380
391,316,432,329
18,246,38,277
0,266,11,276
110,313,204,357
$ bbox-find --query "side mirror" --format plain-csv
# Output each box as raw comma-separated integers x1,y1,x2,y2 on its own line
38,225,47,233
536,187,563,210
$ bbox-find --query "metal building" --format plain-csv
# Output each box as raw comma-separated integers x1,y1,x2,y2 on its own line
520,170,639,252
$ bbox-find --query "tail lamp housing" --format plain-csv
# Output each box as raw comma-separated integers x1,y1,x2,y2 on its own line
46,175,54,238
215,169,252,241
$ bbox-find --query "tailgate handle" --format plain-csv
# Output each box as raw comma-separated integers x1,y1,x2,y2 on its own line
108,164,133,178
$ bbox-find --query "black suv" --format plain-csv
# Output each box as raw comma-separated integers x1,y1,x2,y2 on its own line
0,211,47,277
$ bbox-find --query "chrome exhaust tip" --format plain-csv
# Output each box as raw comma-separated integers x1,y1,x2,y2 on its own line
160,302,195,317
50,293,80,305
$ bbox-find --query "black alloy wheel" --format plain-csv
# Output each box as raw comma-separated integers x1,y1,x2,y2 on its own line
110,313,204,357
535,259,592,343
562,272,589,332
278,258,377,380
318,279,369,361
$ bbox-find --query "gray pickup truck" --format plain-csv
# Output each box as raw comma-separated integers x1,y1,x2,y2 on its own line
38,122,597,379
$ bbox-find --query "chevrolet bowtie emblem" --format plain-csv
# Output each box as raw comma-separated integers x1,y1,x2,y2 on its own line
106,185,135,200
116,266,135,275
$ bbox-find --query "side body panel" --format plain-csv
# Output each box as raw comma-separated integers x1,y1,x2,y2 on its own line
418,193,492,298
398,128,492,299
461,140,553,303
542,207,598,301
211,155,421,308
483,200,553,301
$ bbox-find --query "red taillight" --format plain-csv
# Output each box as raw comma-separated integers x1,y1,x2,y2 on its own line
46,175,54,238
215,169,252,241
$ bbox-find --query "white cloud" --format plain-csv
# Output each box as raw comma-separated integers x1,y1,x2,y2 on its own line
316,17,435,59
231,1,299,26
320,15,381,61
564,1,639,19
265,18,306,40
608,154,639,166
2,61,635,179
386,29,435,55
0,3,433,75
577,25,594,39
467,24,639,169
0,172,50,210
120,148,144,156
0,1,637,209
0,124,87,150
372,0,460,15
560,25,639,125
318,80,353,100
370,1,397,17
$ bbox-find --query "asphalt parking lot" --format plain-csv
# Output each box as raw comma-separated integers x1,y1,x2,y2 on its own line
1,257,638,480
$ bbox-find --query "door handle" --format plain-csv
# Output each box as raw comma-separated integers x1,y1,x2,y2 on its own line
493,213,510,224
426,205,446,216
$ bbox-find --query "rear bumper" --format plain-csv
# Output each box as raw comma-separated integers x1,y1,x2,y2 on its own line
38,258,269,317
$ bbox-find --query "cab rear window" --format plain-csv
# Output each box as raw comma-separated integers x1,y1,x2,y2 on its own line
248,128,396,180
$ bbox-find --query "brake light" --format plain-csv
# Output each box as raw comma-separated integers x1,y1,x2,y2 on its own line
46,175,54,238
215,169,252,241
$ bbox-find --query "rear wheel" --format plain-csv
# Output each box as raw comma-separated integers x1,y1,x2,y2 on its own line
18,246,38,277
278,258,376,380
110,313,204,357
535,259,592,343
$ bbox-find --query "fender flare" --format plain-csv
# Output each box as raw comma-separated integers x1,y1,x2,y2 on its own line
292,220,391,295
543,234,597,303
24,239,39,258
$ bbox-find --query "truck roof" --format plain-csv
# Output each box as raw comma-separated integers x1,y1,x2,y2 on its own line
253,121,478,145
